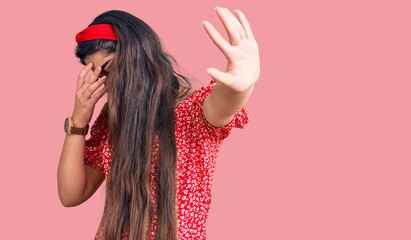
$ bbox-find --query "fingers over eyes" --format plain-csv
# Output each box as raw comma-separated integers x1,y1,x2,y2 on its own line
83,76,106,99
77,62,93,89
79,67,102,95
90,86,107,103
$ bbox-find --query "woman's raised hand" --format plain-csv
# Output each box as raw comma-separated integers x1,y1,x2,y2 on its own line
71,63,107,128
202,7,260,93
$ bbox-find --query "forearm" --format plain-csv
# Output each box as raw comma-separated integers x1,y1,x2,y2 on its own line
204,82,254,127
214,81,254,111
57,134,87,207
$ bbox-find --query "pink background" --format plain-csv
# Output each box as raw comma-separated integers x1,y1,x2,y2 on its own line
1,0,410,239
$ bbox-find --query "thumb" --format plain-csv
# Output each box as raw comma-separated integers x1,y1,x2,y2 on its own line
206,67,232,85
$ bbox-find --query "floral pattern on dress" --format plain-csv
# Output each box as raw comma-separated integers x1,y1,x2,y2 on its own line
84,79,249,240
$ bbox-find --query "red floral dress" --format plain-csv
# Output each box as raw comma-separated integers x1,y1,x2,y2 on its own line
84,80,249,240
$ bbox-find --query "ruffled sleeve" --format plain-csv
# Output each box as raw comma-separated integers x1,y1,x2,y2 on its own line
187,79,249,142
84,104,108,173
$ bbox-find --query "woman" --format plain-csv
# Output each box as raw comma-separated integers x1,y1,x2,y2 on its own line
58,7,259,240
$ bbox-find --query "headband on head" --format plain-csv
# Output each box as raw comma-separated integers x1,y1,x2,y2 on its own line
75,24,118,44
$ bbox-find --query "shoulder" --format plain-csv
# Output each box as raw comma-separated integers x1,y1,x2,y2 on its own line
175,80,249,141
176,80,218,110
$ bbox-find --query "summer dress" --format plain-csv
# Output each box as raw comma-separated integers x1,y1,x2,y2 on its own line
84,79,249,240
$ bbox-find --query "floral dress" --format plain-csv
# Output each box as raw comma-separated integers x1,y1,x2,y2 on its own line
84,79,249,240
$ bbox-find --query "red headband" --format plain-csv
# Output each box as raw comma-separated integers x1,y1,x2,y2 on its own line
75,24,118,44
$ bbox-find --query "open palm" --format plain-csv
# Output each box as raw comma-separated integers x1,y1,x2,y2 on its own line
202,7,260,93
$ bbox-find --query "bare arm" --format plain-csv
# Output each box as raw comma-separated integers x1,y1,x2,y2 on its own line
204,82,254,127
58,135,105,207
202,7,259,126
57,63,107,207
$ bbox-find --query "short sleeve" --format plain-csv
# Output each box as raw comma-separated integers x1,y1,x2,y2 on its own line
188,79,249,141
84,104,108,173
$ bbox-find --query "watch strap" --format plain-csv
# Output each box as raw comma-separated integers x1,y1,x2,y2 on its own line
65,116,89,136
70,125,89,135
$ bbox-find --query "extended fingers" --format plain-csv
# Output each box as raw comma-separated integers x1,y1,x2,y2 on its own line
222,8,246,40
215,7,241,45
234,9,254,40
202,21,231,57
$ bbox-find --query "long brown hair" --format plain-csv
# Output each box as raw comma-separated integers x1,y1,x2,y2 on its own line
75,10,192,240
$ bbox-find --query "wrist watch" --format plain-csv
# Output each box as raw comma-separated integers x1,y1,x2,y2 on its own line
64,117,89,135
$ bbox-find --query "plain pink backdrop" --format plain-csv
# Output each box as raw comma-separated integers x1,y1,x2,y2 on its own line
1,0,410,239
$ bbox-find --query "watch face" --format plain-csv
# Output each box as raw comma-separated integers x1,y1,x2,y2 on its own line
64,118,70,132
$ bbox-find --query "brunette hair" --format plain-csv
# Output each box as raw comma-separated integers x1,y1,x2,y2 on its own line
75,10,193,240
